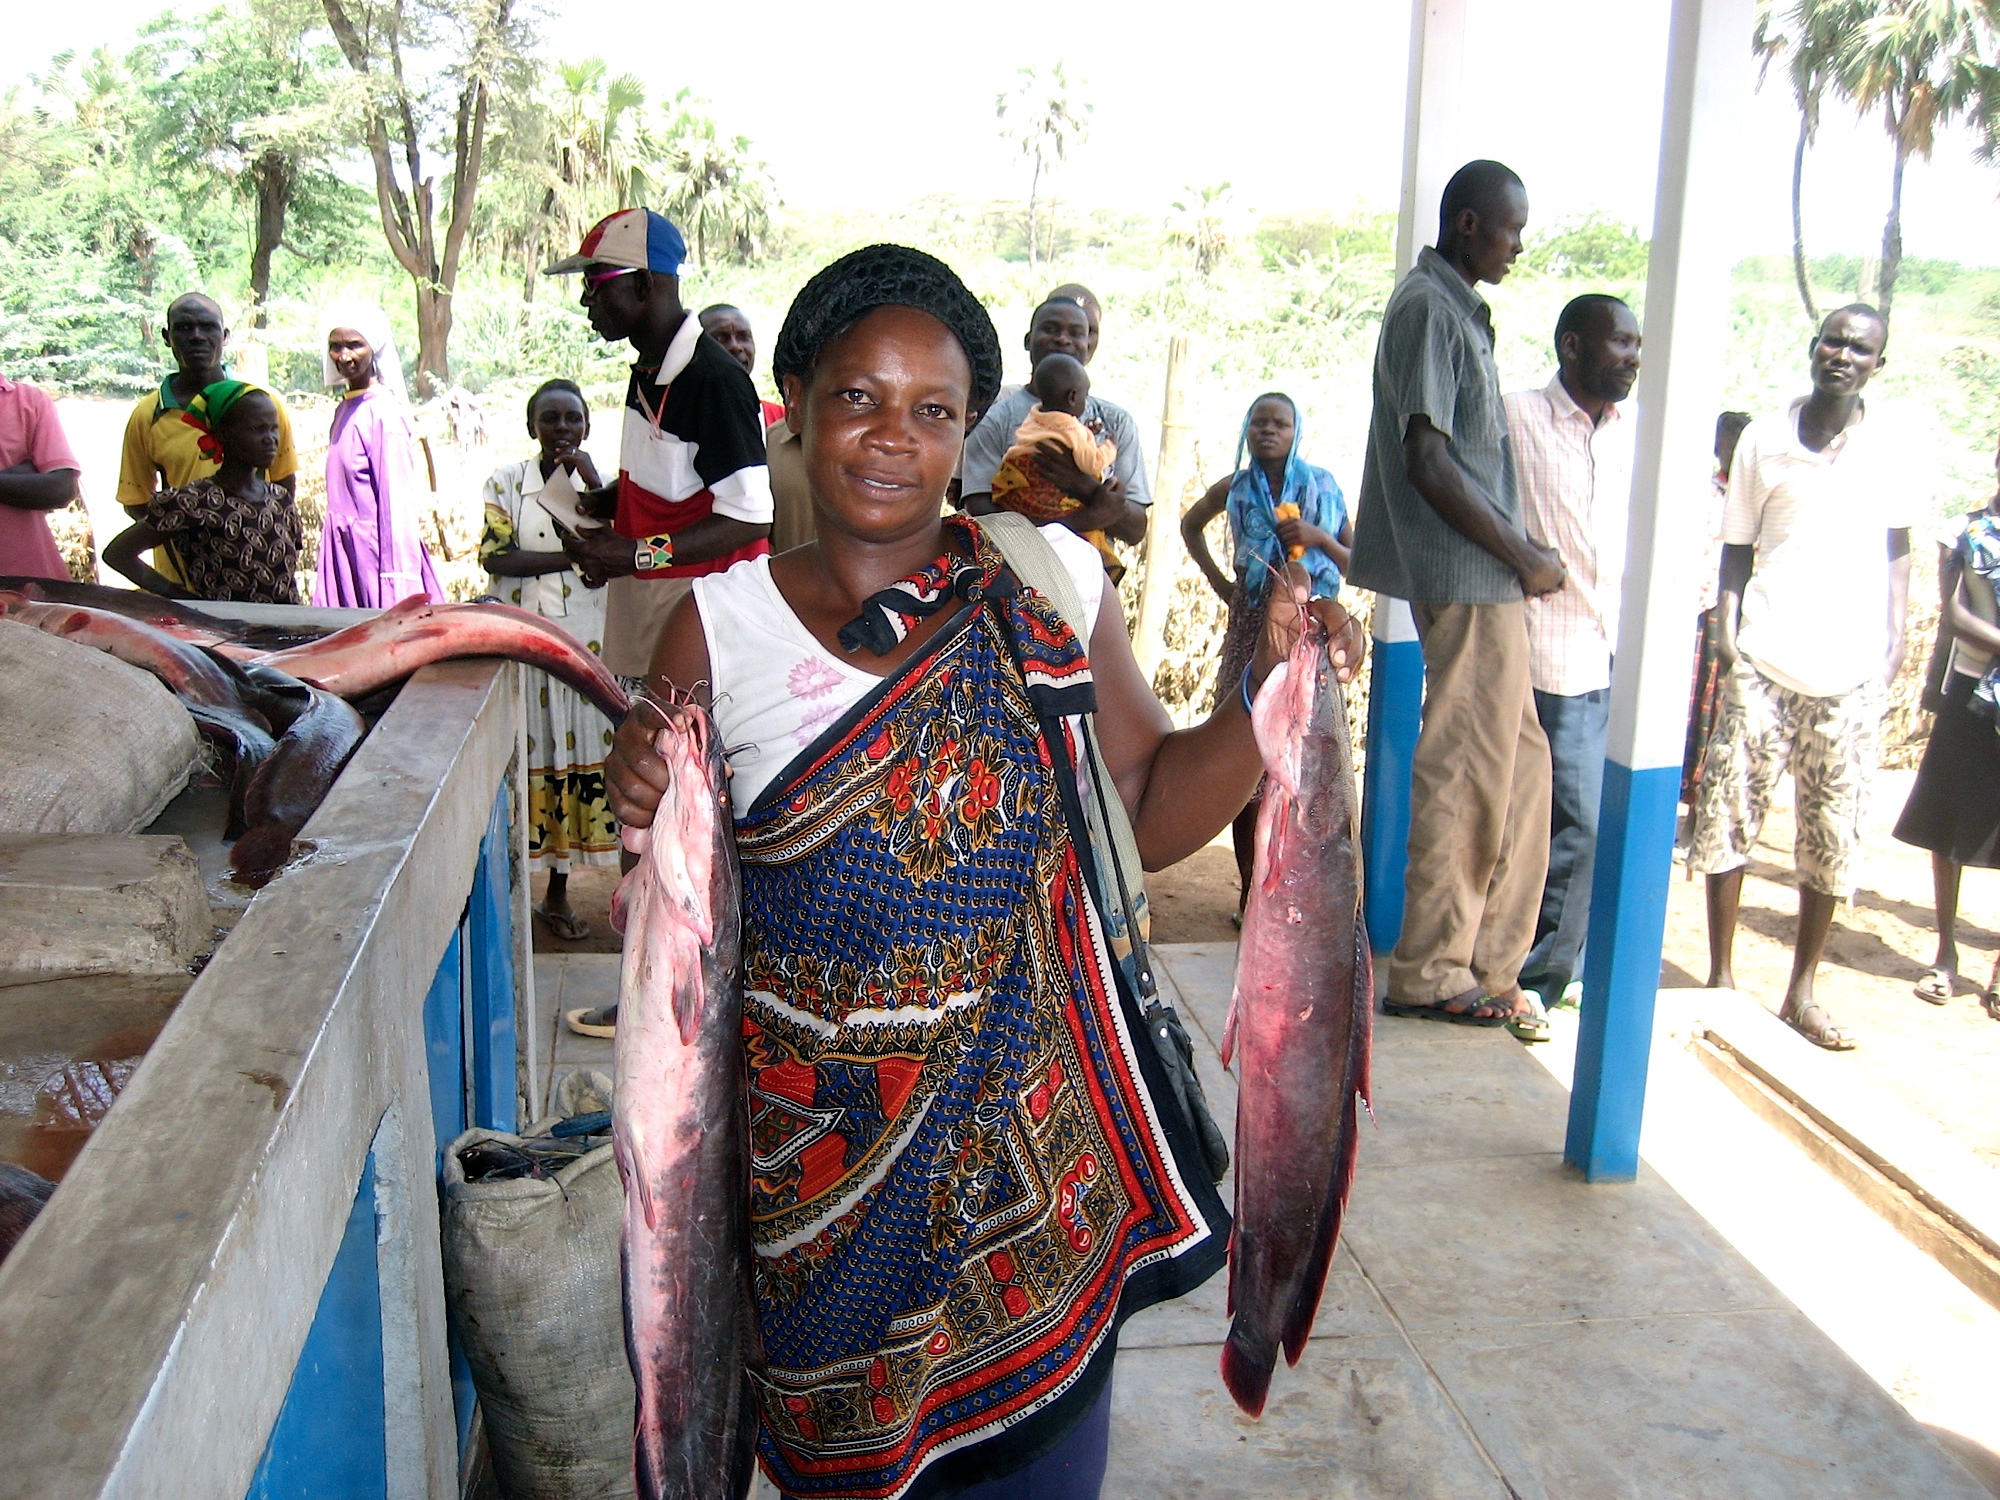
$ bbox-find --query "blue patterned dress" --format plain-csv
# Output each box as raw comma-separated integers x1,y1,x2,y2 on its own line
731,520,1225,1498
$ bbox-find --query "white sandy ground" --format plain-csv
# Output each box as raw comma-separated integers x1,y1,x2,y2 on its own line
1526,1008,2000,1493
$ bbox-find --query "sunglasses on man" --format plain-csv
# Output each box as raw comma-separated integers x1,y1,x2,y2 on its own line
581,266,643,294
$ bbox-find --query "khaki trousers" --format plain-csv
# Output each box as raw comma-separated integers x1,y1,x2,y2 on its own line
1387,600,1553,1003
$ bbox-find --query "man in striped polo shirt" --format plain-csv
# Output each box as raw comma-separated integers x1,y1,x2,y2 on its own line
1505,295,1642,1035
549,209,774,683
1348,160,1567,1032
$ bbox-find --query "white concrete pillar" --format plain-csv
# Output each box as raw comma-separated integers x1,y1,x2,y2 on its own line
1362,0,1468,955
1567,0,1754,1181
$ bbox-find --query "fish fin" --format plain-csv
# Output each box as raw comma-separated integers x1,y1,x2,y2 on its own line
1280,1082,1366,1368
1258,799,1291,895
609,867,636,935
229,824,295,886
727,1370,761,1500
1219,989,1240,1069
1220,1326,1274,1418
671,942,704,1046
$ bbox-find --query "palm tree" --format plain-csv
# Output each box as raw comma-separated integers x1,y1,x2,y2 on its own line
995,64,1090,271
1765,1,2000,331
1835,0,1999,327
1167,183,1235,276
1755,2,1837,323
643,97,775,266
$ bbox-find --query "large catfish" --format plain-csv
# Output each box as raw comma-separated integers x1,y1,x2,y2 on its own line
256,596,629,725
1218,615,1373,1419
610,700,758,1500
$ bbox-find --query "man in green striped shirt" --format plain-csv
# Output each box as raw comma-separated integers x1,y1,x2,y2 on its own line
1350,160,1567,1033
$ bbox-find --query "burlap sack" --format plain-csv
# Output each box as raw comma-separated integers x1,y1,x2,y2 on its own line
0,620,203,835
441,1112,634,1500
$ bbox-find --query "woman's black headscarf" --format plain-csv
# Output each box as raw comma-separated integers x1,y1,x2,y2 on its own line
771,244,1004,422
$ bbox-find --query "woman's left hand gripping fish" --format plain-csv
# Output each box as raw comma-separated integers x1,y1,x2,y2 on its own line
611,695,761,1500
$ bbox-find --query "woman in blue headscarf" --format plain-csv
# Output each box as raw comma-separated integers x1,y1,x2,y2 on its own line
1182,391,1351,917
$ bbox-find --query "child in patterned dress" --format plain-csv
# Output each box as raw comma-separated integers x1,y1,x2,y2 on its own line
104,381,302,603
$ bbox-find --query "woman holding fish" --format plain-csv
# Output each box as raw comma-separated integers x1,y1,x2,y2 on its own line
604,246,1360,1500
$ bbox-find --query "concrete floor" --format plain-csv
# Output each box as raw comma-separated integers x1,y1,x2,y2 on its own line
533,944,1991,1499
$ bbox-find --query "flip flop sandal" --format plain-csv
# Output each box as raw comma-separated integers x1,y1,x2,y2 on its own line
1784,1001,1857,1052
1983,991,2000,1023
535,904,593,942
1913,970,1957,1005
1383,994,1508,1028
565,1005,617,1039
1505,998,1552,1044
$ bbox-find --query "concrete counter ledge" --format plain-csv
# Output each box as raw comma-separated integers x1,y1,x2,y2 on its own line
0,656,531,1500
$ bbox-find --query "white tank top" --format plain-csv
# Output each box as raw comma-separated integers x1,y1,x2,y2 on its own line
693,524,1107,817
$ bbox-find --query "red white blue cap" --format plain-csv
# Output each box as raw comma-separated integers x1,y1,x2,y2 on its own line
545,209,687,276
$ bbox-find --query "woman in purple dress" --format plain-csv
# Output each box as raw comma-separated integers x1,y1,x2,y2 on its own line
313,305,442,608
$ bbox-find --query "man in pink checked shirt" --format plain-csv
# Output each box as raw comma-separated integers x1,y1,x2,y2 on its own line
1502,294,1642,1038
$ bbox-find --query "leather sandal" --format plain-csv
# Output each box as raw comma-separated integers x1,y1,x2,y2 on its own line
1783,1000,1857,1051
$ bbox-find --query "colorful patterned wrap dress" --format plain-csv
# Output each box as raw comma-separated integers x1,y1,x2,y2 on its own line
480,456,620,872
695,519,1225,1498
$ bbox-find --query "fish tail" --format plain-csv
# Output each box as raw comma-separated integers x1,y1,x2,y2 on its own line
1220,1324,1275,1418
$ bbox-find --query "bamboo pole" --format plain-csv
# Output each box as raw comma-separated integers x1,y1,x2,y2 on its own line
1133,333,1192,681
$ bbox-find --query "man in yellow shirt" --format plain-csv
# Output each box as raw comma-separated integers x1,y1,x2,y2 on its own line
118,293,300,581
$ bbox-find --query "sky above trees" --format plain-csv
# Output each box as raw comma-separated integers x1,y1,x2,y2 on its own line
12,0,2000,267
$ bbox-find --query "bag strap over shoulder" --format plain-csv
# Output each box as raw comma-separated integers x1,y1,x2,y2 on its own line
967,511,1146,923
970,513,1230,1183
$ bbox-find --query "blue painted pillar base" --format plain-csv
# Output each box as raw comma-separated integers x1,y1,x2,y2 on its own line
247,1156,387,1500
1360,629,1424,957
1565,761,1682,1182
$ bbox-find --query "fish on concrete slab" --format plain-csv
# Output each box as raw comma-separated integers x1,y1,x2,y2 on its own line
229,687,367,887
0,577,317,653
0,597,256,709
611,699,758,1500
1218,614,1374,1419
256,596,629,725
0,1161,55,1266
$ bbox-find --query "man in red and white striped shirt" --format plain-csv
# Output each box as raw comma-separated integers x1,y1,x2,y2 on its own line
1503,294,1641,1029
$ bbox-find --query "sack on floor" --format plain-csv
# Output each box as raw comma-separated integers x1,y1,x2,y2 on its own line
0,620,203,835
440,1072,633,1500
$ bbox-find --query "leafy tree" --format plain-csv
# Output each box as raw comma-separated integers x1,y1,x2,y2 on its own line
995,64,1089,272
476,57,652,301
320,0,534,392
645,97,776,266
1520,214,1651,281
1167,183,1234,276
136,1,358,326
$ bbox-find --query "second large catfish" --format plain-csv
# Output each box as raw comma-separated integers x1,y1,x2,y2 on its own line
611,700,758,1500
1219,614,1373,1419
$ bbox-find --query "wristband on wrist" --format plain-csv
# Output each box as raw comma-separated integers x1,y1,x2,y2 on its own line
634,532,675,571
1239,663,1259,717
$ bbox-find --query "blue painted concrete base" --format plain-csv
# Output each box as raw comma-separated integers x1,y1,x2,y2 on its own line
1565,761,1681,1182
246,1156,387,1500
1360,635,1424,956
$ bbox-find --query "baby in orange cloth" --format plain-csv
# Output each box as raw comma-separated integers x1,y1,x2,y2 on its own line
989,353,1123,577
